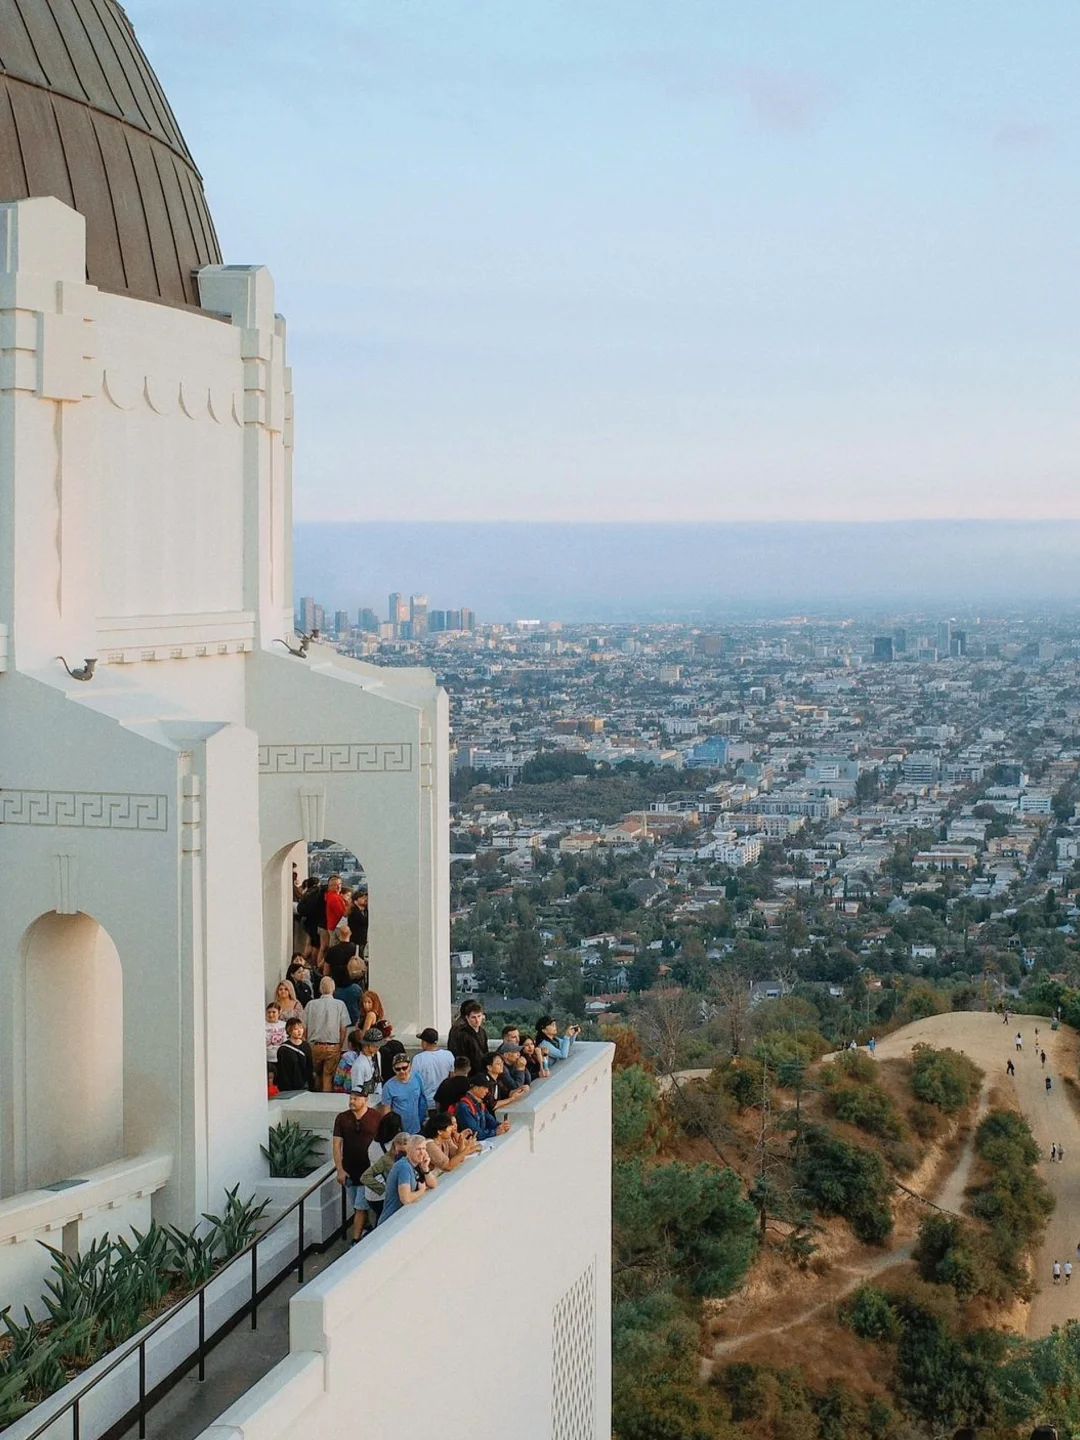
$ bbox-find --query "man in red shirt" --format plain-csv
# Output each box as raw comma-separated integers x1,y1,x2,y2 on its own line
320,875,348,965
332,1091,381,1243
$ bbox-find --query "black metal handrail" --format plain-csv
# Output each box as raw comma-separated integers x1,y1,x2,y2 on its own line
22,1163,348,1440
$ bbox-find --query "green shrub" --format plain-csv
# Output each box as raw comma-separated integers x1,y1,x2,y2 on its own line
834,1049,877,1084
794,1126,894,1244
613,1158,758,1299
886,1140,919,1174
842,1284,900,1340
967,1108,1052,1293
833,1084,903,1140
613,1065,663,1155
754,1028,832,1073
913,1214,992,1300
261,1119,323,1178
907,1101,941,1139
712,1057,765,1109
910,1045,980,1113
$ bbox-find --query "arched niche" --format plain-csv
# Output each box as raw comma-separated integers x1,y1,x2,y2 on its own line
262,839,368,998
21,912,124,1189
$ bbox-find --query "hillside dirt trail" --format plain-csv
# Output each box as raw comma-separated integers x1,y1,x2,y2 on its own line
705,1010,1076,1365
873,1009,1079,1338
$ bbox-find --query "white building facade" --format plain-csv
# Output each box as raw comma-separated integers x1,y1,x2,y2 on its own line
0,8,611,1433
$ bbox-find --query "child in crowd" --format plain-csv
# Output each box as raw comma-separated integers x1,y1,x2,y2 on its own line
333,1028,362,1093
265,1002,287,1068
275,1017,314,1091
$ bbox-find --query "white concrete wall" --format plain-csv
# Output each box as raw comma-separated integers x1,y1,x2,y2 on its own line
248,649,451,1035
23,912,124,1188
0,1153,171,1319
200,1043,613,1440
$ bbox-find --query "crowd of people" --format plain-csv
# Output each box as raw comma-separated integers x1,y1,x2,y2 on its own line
265,872,582,1242
329,1001,581,1241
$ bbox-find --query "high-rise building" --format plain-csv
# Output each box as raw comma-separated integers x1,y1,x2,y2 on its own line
334,610,350,636
410,593,428,638
936,620,952,658
951,630,966,657
873,636,894,662
429,610,447,633
460,607,476,631
358,608,379,632
892,627,907,654
312,603,325,634
446,609,463,631
298,596,316,634
388,592,408,635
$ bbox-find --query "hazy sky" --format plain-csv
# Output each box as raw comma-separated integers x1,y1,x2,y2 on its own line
137,1,1080,523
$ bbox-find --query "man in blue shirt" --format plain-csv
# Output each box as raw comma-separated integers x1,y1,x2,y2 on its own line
379,1134,437,1224
411,1028,455,1113
382,1055,427,1132
453,1075,511,1142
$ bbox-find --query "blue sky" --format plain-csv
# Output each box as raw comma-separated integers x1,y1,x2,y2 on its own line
137,1,1080,522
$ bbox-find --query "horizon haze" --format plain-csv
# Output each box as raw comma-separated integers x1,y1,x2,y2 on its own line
295,519,1080,624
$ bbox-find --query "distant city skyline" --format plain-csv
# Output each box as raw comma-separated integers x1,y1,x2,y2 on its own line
294,519,1080,624
138,1,1080,523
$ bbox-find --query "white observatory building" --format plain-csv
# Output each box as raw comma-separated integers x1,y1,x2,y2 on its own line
0,4,611,1438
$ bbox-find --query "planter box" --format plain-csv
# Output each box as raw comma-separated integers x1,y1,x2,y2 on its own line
5,1225,298,1440
253,1162,345,1248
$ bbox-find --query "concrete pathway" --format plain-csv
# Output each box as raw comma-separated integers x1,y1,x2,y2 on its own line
112,1237,348,1440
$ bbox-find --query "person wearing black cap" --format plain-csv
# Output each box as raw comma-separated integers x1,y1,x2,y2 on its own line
412,1028,455,1113
349,1027,387,1105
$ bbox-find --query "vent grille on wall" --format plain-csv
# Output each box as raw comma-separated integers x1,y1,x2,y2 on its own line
551,1260,596,1440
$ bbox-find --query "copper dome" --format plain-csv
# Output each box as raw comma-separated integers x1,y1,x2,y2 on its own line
0,0,221,308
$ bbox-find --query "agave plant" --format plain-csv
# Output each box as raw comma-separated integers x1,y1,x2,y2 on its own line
0,1305,88,1405
203,1186,269,1258
261,1120,323,1179
164,1227,218,1290
38,1237,113,1362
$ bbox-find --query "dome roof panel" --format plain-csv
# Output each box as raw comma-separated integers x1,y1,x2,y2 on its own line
0,0,222,307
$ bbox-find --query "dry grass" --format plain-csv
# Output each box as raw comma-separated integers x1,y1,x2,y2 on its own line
711,1312,897,1399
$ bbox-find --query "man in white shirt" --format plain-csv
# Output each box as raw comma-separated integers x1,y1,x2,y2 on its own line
349,1027,386,1107
304,977,351,1091
410,1028,455,1114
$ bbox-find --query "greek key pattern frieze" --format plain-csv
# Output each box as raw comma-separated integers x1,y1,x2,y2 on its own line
0,790,169,830
258,743,414,775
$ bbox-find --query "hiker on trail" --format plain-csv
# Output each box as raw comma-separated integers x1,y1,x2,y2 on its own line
1053,1260,1062,1285
1046,1075,1053,1094
1041,1050,1047,1067
1058,1143,1065,1163
1006,1059,1015,1077
868,1036,876,1055
1052,1144,1058,1163
1016,1033,1023,1051
1067,1261,1073,1285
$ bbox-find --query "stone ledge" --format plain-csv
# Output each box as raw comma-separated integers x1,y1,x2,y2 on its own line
0,1152,172,1246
